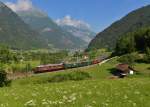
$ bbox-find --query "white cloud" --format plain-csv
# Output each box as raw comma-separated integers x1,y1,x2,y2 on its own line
42,27,52,32
5,0,33,12
55,15,91,29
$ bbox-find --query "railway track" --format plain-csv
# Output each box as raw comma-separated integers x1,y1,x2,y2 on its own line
7,57,114,80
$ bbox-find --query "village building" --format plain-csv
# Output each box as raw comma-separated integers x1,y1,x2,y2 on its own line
116,64,135,78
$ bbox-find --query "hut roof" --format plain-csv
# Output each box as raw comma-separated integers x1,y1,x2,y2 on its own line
116,64,130,73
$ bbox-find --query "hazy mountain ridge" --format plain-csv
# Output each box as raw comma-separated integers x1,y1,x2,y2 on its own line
61,25,95,43
5,0,95,50
0,1,47,50
56,16,96,44
17,9,87,49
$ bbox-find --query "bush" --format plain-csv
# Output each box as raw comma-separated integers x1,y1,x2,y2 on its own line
48,71,91,83
118,53,139,67
144,48,150,63
0,65,11,87
24,63,32,72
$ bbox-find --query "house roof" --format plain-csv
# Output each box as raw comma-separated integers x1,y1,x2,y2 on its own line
116,64,130,73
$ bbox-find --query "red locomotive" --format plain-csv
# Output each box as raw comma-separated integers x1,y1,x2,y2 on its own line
92,59,101,64
34,63,64,73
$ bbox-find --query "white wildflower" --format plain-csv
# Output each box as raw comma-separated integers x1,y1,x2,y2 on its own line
124,95,128,99
87,91,92,95
134,91,140,95
58,101,63,104
63,95,68,100
92,100,96,104
24,100,36,106
133,102,137,107
85,104,92,107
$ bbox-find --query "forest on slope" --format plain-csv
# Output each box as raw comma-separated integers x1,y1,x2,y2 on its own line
88,5,150,50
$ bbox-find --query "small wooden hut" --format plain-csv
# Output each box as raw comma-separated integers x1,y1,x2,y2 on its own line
116,64,134,78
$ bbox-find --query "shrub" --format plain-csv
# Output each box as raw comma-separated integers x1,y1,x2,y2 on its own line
144,48,150,63
118,53,139,67
48,71,91,83
24,63,32,72
0,65,11,87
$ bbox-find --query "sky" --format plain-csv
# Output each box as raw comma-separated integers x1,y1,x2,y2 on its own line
2,0,150,32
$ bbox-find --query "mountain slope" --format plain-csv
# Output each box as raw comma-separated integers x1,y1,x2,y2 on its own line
17,9,86,49
0,2,47,50
88,5,150,50
56,16,96,45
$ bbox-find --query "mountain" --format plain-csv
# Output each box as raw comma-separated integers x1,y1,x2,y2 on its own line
0,2,47,50
56,16,95,44
17,8,86,49
88,5,150,50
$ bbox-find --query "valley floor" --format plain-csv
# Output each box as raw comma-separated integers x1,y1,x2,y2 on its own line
0,57,150,107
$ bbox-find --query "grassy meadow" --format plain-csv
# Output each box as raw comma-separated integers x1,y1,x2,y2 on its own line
0,57,150,107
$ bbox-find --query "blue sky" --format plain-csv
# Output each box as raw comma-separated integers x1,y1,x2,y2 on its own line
3,0,150,32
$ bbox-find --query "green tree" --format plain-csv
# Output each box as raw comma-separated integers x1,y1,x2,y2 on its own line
118,53,138,67
0,64,11,87
114,27,150,56
0,45,13,64
25,63,32,72
144,47,150,63
115,33,136,55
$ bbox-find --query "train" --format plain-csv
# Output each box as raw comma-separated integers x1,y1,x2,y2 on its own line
33,57,108,74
